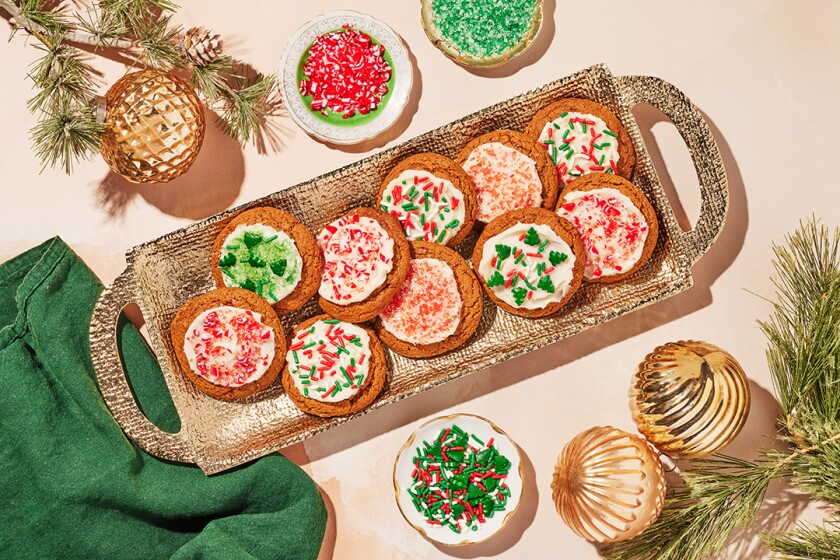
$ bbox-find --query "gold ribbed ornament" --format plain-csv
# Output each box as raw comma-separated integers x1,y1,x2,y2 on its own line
630,340,750,458
551,426,666,543
100,69,206,184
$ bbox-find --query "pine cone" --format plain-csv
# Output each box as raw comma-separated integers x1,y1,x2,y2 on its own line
182,27,223,66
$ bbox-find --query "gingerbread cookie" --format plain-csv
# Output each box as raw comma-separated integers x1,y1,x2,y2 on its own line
375,241,483,358
378,153,477,247
212,207,321,315
556,173,658,282
281,315,387,417
525,98,636,186
170,287,286,400
472,208,584,318
456,129,559,224
317,206,410,323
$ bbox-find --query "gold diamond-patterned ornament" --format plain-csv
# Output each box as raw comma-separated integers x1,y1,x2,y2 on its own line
630,340,751,458
100,69,205,184
182,27,223,66
551,426,666,543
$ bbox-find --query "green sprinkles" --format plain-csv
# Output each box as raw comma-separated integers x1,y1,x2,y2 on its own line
430,0,540,58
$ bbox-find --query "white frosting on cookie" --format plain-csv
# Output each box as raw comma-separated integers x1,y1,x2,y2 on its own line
380,169,466,244
538,112,621,185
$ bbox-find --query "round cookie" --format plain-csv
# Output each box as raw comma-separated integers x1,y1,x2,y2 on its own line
472,208,585,318
378,153,477,247
317,206,410,323
456,129,559,224
170,287,286,401
374,241,483,358
211,207,321,315
556,173,658,283
525,98,636,185
281,315,387,417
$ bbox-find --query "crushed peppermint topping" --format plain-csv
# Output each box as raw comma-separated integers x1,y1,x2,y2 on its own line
380,258,462,345
298,25,392,119
380,169,466,245
558,187,649,279
183,306,275,387
462,142,543,223
318,214,395,304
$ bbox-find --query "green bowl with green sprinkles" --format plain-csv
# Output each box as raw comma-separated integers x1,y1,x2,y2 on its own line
420,0,543,68
393,414,523,545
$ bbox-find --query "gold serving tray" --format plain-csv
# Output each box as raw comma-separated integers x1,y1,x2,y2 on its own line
90,65,727,474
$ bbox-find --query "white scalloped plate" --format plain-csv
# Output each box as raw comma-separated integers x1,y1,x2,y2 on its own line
393,414,524,546
278,10,413,145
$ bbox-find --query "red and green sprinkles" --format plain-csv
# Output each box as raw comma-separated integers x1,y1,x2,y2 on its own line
407,425,513,533
487,226,567,306
539,112,620,185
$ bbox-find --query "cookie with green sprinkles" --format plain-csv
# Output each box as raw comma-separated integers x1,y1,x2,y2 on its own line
471,207,585,318
393,414,523,545
378,153,477,247
212,207,321,315
420,0,543,68
525,98,636,186
281,314,387,418
170,287,286,401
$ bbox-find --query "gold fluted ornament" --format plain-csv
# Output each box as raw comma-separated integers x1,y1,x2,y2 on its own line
630,340,750,458
100,69,205,184
551,426,666,543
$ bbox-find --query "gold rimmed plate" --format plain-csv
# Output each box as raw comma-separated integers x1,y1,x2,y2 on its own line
393,413,524,546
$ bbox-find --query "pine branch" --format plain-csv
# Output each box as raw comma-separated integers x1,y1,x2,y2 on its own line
761,518,840,560
30,100,104,174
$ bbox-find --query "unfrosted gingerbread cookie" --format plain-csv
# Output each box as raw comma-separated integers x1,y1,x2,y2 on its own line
170,287,286,400
472,208,584,318
375,241,483,358
317,206,410,323
525,98,635,186
556,173,658,282
456,130,558,224
212,207,321,315
281,315,387,417
378,153,477,247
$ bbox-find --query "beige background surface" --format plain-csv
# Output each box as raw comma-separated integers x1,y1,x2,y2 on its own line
2,1,840,558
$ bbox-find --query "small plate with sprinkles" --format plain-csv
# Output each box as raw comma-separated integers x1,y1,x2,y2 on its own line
393,414,523,545
278,11,413,144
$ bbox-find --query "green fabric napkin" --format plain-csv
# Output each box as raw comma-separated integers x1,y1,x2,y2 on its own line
0,238,326,559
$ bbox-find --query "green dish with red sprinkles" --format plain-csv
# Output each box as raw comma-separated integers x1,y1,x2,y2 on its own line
395,415,522,544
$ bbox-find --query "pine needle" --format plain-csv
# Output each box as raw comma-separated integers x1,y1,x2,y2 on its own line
30,101,104,174
761,518,840,560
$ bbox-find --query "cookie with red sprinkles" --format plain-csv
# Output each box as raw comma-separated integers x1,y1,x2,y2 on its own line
525,98,636,186
281,314,387,417
170,287,286,401
378,153,477,247
317,206,410,323
375,241,483,358
472,208,585,318
211,207,321,315
555,173,658,283
456,129,558,224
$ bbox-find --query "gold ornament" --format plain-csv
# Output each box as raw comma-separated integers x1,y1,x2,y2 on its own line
551,426,666,543
182,27,223,66
100,69,205,184
630,340,750,458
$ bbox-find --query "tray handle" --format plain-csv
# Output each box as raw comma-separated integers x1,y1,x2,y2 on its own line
89,266,194,463
619,75,728,265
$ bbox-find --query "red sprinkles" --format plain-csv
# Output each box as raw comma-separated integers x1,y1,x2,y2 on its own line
299,25,392,119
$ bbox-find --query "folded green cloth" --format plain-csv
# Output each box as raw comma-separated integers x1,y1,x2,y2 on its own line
0,238,326,559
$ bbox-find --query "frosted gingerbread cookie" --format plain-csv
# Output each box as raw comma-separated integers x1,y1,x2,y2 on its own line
525,98,635,186
212,207,321,315
317,207,410,323
556,173,658,282
456,130,559,224
378,153,477,247
375,241,483,358
472,208,584,318
170,288,286,400
281,315,387,417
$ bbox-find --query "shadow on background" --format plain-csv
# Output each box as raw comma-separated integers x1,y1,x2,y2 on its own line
283,104,750,465
94,108,245,221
